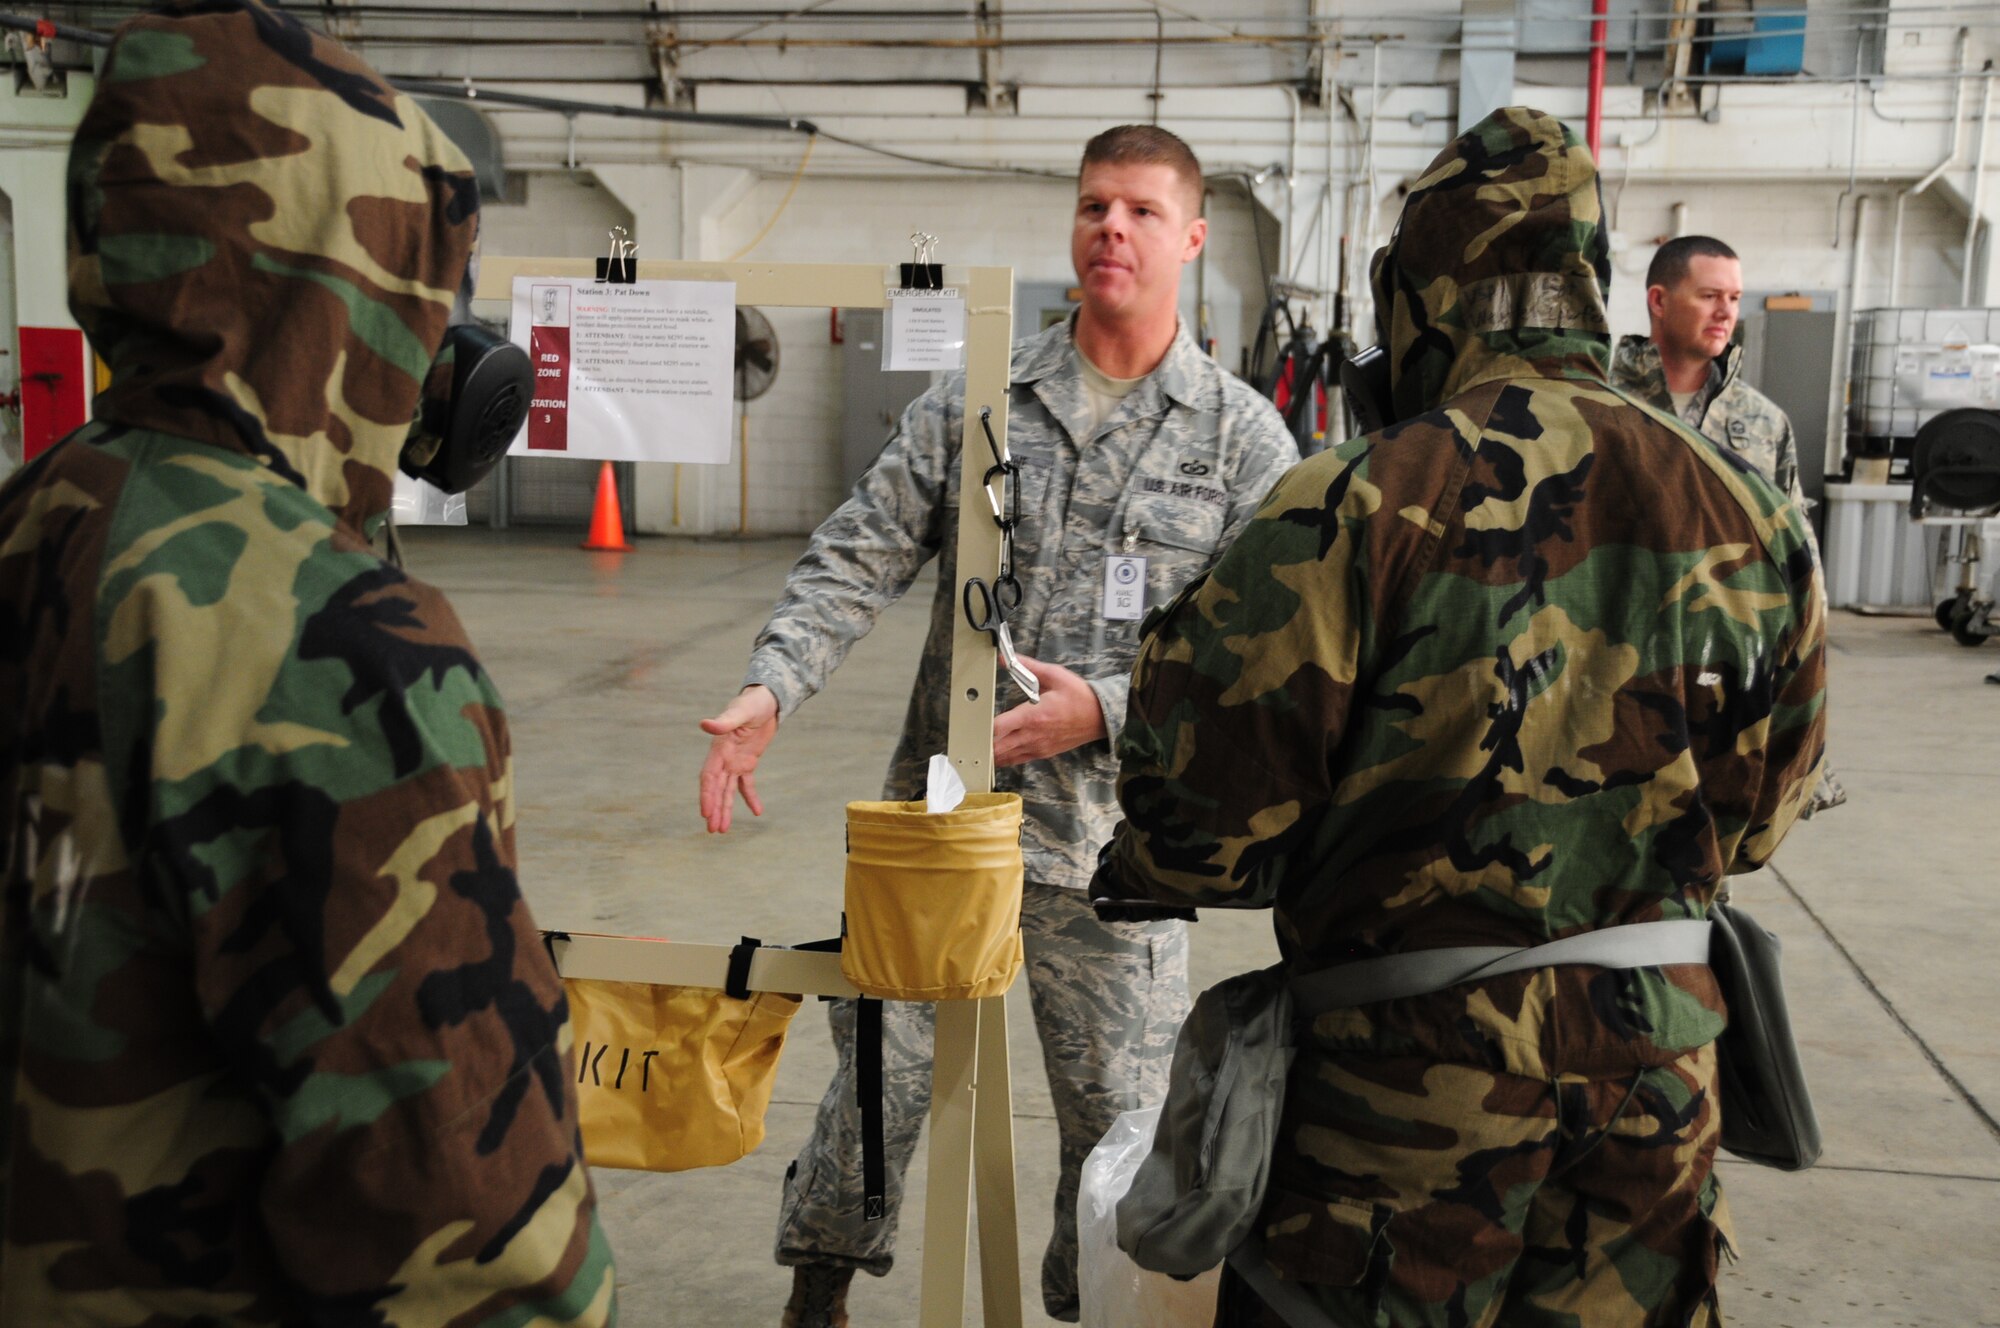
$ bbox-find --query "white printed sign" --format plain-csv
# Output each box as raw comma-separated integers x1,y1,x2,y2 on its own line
509,276,737,464
882,289,967,372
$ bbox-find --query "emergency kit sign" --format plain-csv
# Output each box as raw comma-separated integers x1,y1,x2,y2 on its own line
509,276,737,464
882,289,967,372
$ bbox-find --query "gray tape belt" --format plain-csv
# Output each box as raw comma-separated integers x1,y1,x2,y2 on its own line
1293,919,1714,1015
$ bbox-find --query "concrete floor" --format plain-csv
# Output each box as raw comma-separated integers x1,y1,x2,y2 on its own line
403,525,2000,1328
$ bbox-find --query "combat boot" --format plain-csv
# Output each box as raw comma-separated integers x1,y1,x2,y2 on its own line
780,1263,854,1328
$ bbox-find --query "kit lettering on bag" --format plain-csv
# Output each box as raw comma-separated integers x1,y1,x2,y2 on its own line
584,1042,610,1086
575,1041,666,1092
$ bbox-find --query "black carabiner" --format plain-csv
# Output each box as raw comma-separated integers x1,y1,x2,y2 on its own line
979,406,1006,469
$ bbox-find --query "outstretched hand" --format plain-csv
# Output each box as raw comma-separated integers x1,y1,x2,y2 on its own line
698,685,780,833
993,656,1108,767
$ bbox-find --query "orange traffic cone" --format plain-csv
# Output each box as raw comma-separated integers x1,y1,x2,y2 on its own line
581,459,634,552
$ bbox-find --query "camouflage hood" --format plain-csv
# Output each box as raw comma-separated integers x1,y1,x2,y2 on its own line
1371,106,1612,421
66,0,478,535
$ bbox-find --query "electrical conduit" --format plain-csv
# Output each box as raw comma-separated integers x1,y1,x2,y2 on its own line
1587,0,1609,160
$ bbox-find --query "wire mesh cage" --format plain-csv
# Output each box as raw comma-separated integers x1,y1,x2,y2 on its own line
1846,307,2000,472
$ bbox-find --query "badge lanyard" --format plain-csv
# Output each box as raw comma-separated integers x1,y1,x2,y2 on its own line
1102,511,1147,622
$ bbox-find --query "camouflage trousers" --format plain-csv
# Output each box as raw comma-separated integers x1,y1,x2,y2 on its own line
775,882,1190,1321
1222,1043,1734,1328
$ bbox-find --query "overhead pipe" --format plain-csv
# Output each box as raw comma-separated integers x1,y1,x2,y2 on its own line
1325,71,1340,341
1282,84,1302,284
1831,25,1868,248
1363,42,1383,277
1846,193,1872,349
1963,65,1995,306
1586,0,1608,160
1891,28,1971,303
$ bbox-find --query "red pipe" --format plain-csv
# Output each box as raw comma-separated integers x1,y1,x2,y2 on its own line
1586,0,1609,159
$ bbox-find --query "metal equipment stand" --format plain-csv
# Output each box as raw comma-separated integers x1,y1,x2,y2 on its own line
475,257,1022,1328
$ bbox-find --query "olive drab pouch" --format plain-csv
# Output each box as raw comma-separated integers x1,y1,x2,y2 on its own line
1710,902,1822,1170
1115,964,1298,1278
841,793,1025,1001
556,936,801,1173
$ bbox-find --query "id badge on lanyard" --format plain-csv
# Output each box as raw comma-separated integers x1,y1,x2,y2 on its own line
1103,521,1146,621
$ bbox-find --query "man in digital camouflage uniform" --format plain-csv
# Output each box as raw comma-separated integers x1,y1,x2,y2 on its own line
1613,234,1843,815
1100,108,1827,1327
0,3,616,1322
697,126,1298,1324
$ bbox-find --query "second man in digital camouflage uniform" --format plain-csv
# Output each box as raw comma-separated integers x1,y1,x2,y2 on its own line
696,126,1298,1324
1613,234,1844,814
1101,108,1827,1327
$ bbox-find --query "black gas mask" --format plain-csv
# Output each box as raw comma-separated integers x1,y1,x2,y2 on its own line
1338,238,1399,437
1338,344,1394,437
399,251,532,495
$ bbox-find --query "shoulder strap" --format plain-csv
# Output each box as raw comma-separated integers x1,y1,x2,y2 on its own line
1292,919,1712,1016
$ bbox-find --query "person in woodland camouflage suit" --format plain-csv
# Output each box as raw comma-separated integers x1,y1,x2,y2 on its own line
1100,108,1827,1327
696,127,1298,1323
1612,234,1843,815
0,3,616,1322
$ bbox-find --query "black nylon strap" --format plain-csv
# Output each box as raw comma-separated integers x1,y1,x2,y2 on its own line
540,930,570,974
724,936,763,1001
856,996,887,1221
791,936,843,953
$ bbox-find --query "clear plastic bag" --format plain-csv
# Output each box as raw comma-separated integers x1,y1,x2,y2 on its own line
1078,1106,1221,1328
392,470,468,526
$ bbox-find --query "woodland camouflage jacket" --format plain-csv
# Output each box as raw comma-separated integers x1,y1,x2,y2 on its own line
0,3,614,1322
1103,107,1827,1080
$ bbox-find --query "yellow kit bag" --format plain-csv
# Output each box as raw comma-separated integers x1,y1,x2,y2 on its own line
842,792,1025,1001
554,935,800,1173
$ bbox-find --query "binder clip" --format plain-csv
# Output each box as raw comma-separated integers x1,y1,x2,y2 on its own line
596,226,636,284
900,231,941,291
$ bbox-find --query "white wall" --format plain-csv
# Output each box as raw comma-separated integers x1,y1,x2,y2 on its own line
12,10,2000,512
478,170,634,266
1602,182,1969,339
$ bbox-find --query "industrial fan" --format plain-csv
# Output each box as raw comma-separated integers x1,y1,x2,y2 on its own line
735,306,780,401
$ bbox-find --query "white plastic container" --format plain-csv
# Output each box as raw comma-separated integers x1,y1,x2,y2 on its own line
1823,483,1946,609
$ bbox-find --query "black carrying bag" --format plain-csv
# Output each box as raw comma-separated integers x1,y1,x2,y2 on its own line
1710,902,1822,1170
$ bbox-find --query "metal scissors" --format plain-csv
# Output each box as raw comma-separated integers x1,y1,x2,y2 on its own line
963,574,1041,703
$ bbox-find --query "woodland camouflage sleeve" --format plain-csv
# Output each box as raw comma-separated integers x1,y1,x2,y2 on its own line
1105,441,1374,908
1723,496,1828,874
156,566,616,1324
